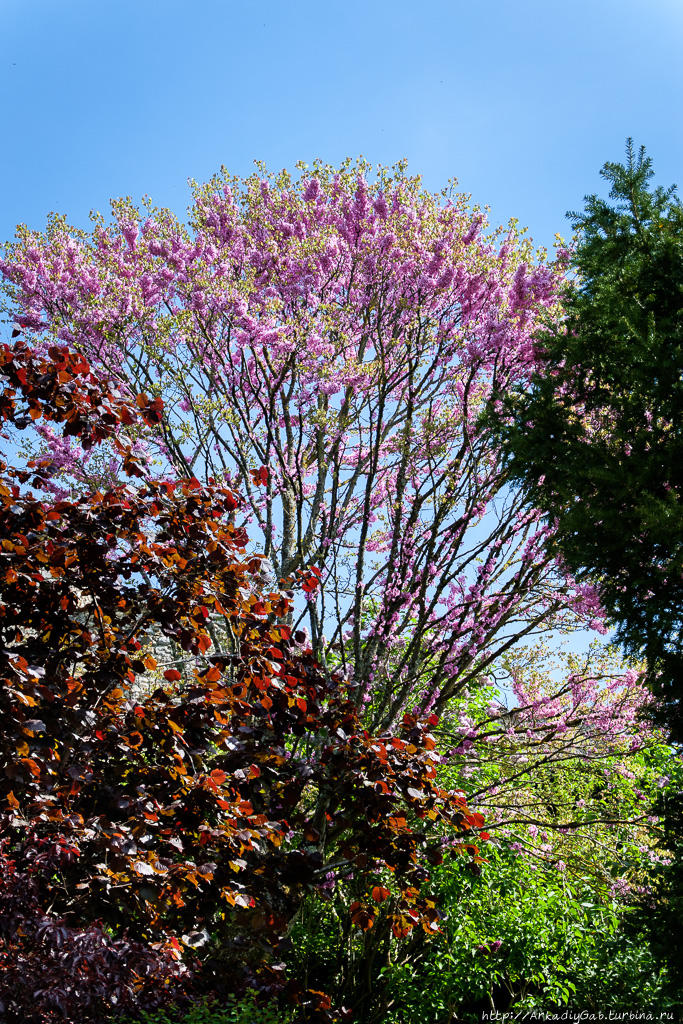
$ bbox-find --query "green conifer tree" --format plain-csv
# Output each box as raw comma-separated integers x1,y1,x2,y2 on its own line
491,140,683,739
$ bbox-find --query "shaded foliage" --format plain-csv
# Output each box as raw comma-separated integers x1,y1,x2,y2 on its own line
128,994,295,1024
640,776,683,1007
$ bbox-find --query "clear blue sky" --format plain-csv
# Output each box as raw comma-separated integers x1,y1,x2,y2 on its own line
1,0,682,253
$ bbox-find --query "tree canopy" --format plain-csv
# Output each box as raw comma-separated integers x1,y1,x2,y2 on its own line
0,161,607,733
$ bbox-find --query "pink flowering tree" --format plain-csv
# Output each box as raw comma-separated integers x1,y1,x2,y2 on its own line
436,639,673,890
0,161,653,771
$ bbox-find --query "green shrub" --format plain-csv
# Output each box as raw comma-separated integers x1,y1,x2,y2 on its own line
386,845,677,1022
128,993,295,1024
287,845,676,1023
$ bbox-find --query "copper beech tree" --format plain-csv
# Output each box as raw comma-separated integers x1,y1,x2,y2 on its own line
0,336,485,1023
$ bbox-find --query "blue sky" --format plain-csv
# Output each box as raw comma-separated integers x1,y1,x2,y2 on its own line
1,0,682,253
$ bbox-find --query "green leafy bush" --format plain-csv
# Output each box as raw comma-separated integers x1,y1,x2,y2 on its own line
288,845,676,1023
128,993,295,1024
380,845,674,1021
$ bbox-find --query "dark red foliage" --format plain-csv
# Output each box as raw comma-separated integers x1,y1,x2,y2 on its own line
0,338,484,1023
0,836,186,1021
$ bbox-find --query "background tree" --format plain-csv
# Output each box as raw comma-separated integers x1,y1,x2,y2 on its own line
488,140,683,739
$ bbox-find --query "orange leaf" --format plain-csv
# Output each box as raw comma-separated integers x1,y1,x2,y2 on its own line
22,757,41,777
201,665,221,683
